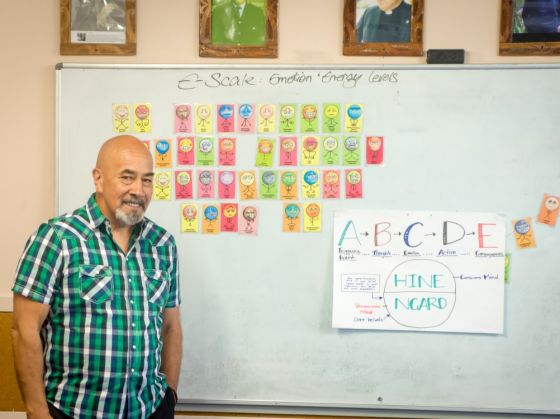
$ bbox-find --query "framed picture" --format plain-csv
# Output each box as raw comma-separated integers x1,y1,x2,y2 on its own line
500,0,560,55
60,0,136,55
343,0,424,56
199,0,278,58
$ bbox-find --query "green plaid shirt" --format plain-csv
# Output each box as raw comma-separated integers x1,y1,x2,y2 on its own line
13,194,180,419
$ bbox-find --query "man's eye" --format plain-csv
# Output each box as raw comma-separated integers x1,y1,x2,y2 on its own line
143,178,153,185
121,176,134,183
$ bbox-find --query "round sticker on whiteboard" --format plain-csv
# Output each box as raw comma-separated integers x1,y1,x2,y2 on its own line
280,105,295,119
219,105,233,119
514,220,530,235
204,205,218,221
303,170,318,185
199,170,212,185
261,171,276,186
219,171,234,185
239,104,253,118
344,137,359,151
199,138,213,153
240,172,255,186
346,104,362,120
281,138,296,152
220,138,235,152
179,138,193,152
281,171,296,186
346,170,361,185
155,140,170,154
182,205,197,220
323,136,338,152
176,171,191,186
305,203,321,218
285,204,300,219
243,206,257,221
222,204,237,218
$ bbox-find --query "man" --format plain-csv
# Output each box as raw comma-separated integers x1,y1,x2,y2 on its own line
356,0,412,43
211,0,266,45
11,135,182,418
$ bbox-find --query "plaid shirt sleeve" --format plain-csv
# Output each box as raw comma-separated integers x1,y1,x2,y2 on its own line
165,238,180,308
13,222,64,304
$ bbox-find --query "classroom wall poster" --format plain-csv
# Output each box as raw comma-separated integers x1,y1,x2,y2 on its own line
332,210,506,334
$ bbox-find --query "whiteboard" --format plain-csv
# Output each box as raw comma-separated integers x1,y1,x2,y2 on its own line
56,64,560,416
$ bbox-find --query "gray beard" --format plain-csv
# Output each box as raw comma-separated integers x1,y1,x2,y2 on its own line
116,207,144,226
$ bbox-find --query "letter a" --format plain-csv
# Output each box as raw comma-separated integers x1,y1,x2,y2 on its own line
338,220,361,246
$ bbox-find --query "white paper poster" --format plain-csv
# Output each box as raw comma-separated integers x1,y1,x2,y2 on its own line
332,210,506,334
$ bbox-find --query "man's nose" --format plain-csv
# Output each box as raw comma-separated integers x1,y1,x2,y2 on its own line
130,178,144,195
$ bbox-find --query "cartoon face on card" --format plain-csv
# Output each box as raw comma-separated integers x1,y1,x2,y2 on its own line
512,217,536,248
218,170,236,199
279,136,298,166
344,103,363,133
218,137,236,166
303,203,322,232
153,172,172,201
300,104,319,133
537,194,560,226
322,136,340,165
240,205,259,236
257,104,276,133
279,104,297,133
260,170,278,199
154,139,172,168
174,104,192,133
322,169,340,199
195,104,213,133
239,170,257,200
280,171,298,200
196,137,215,166
366,136,384,165
322,103,341,133
301,136,320,166
220,203,239,232
282,203,301,233
177,137,195,165
197,170,215,199
133,103,151,133
202,204,220,234
112,103,130,133
302,169,320,199
217,104,235,133
237,104,255,133
255,138,275,167
345,169,363,199
175,170,193,199
343,136,361,165
181,204,198,233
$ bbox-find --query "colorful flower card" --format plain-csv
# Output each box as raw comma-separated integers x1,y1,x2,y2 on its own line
345,169,363,199
301,136,320,166
257,104,276,133
537,194,559,226
237,104,256,133
302,169,321,199
220,203,239,232
197,170,215,199
512,217,537,249
180,203,198,233
344,103,363,133
218,137,236,166
174,104,192,133
322,135,340,165
133,103,151,133
153,172,172,201
218,170,236,199
303,203,322,232
194,104,213,134
300,104,319,133
255,138,275,167
342,136,361,165
280,170,298,200
322,103,341,133
202,204,220,234
239,170,257,200
217,104,235,133
196,137,215,166
322,169,340,199
177,137,195,165
154,139,172,168
259,170,278,199
279,104,297,133
112,103,130,133
175,170,193,199
282,203,301,233
366,136,384,165
239,205,259,236
279,136,298,166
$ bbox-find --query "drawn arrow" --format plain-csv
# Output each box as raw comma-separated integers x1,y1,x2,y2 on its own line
360,231,370,237
393,232,402,236
466,232,475,236
424,232,436,236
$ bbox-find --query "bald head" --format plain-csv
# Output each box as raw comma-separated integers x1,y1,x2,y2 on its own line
96,135,152,171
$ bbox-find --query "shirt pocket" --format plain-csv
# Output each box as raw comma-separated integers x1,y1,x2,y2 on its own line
79,265,114,304
144,269,169,307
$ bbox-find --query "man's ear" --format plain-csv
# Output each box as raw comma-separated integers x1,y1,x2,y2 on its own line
92,168,103,193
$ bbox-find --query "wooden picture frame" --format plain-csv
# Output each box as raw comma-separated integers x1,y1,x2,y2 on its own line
199,0,278,58
500,0,560,55
60,0,136,55
343,0,424,56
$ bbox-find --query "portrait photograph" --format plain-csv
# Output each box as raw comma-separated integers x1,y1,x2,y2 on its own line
199,0,278,57
500,0,560,55
343,0,423,56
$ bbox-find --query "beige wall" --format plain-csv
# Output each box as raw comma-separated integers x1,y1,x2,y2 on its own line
1,0,560,310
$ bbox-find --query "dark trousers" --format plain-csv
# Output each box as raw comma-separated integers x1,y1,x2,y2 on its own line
48,387,177,418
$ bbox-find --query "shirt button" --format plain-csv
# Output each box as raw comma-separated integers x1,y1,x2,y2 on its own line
132,323,136,327
133,345,136,350
131,368,135,373
130,300,134,304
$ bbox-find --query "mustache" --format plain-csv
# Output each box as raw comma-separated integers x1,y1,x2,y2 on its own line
122,198,146,209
